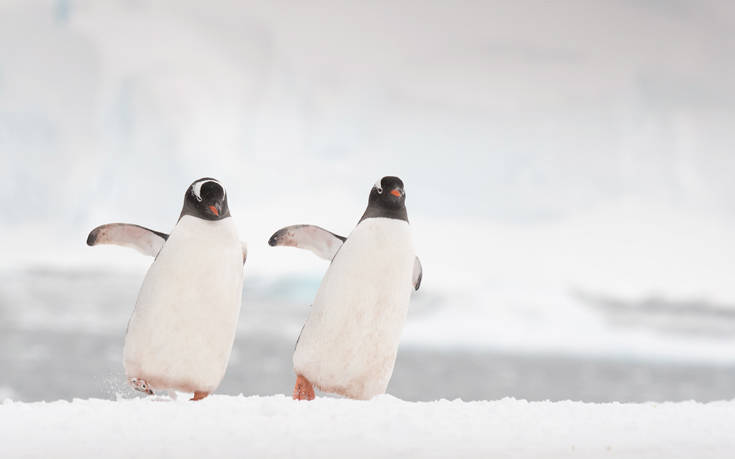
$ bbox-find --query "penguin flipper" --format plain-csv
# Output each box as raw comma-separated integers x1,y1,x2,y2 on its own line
242,242,248,264
268,224,346,261
87,223,168,257
413,256,423,291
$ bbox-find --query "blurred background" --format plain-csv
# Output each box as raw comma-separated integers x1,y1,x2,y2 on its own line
1,0,735,402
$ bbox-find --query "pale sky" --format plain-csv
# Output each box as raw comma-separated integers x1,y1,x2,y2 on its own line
1,0,734,230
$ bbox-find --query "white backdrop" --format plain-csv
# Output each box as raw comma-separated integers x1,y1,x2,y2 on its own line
2,0,735,360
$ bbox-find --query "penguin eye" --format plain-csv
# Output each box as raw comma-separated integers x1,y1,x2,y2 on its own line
374,178,383,194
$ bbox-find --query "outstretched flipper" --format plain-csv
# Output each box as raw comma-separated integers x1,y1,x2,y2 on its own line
413,257,422,291
87,223,168,257
268,225,346,261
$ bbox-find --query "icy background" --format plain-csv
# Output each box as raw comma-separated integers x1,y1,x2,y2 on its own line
1,0,735,402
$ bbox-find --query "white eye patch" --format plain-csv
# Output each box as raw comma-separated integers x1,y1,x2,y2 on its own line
192,179,225,202
374,178,384,194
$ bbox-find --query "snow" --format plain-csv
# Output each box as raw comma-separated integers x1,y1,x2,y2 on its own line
1,395,734,458
0,5,734,452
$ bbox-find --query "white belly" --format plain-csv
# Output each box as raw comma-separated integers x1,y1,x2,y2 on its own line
293,218,415,399
124,215,244,393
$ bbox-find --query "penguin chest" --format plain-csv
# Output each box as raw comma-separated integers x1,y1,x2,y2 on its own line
294,218,415,399
124,216,244,392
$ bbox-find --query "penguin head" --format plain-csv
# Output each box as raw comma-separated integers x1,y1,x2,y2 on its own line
181,177,231,221
369,176,406,210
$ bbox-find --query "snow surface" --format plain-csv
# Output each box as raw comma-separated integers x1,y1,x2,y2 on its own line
1,395,734,458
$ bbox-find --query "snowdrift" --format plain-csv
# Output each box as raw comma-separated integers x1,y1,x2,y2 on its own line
1,395,734,458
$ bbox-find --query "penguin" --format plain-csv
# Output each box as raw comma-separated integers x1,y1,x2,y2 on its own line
268,176,422,400
87,178,247,401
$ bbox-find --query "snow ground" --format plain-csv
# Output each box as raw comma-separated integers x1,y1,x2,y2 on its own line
1,395,734,459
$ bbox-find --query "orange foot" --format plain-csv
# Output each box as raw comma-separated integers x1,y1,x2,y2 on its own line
190,391,209,401
129,377,153,395
293,374,315,401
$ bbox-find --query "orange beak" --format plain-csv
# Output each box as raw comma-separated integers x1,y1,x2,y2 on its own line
209,205,219,216
390,188,402,197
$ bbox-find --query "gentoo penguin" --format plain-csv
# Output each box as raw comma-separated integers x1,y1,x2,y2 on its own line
269,176,422,400
87,178,246,401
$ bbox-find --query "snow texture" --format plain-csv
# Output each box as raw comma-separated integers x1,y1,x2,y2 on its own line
1,395,734,458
